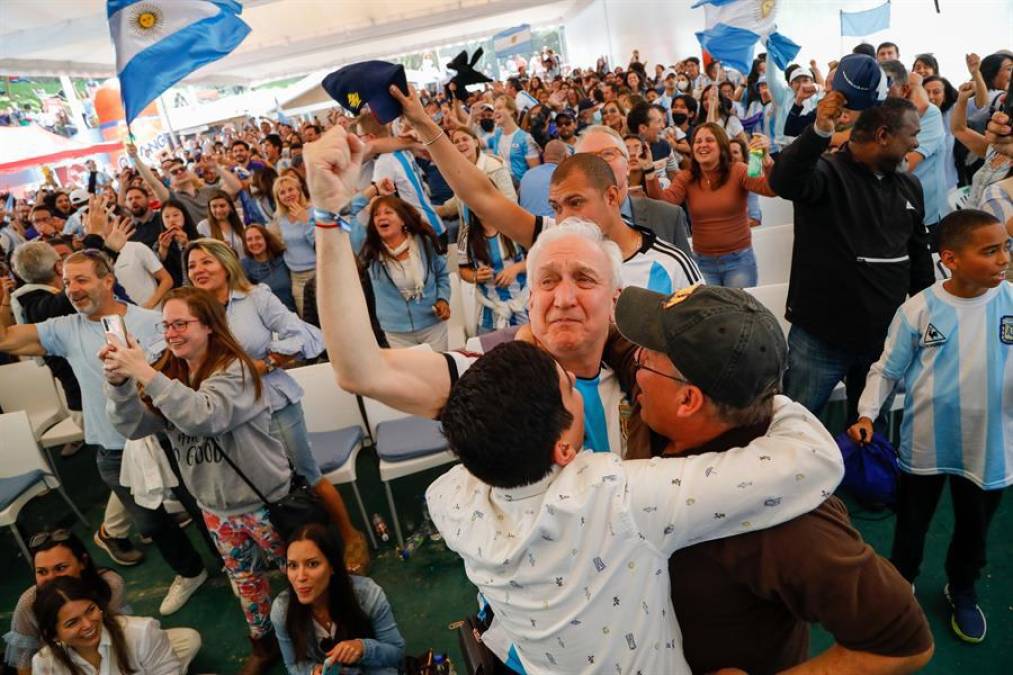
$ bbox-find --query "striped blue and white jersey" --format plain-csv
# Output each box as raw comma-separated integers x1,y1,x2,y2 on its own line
460,232,529,332
373,150,445,236
857,280,1013,489
534,217,703,294
488,128,540,184
446,352,630,457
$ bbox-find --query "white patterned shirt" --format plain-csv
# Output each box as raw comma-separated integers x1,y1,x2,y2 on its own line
427,396,844,674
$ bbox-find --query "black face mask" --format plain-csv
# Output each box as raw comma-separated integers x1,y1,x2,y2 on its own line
479,119,495,133
672,113,689,126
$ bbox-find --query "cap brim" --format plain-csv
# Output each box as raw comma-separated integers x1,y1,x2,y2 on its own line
615,287,670,353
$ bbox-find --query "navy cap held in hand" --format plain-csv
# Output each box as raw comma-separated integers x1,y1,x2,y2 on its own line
832,54,887,111
322,61,409,124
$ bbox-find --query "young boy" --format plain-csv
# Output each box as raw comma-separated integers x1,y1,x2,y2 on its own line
848,209,1012,643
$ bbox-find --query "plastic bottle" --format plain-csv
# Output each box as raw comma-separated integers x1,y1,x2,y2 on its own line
371,513,390,542
399,530,426,560
747,144,764,177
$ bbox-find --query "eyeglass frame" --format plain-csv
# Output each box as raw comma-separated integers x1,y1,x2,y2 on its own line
633,348,691,385
28,528,73,551
159,318,203,335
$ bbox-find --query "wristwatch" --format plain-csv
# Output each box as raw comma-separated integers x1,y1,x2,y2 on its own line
310,207,352,232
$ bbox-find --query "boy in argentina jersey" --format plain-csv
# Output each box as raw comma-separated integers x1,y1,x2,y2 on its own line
849,210,1012,644
488,95,541,185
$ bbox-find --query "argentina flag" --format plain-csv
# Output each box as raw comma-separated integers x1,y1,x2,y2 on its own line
108,0,251,124
692,0,800,75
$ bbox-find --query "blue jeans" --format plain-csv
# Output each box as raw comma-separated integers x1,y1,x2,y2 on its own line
783,325,885,423
270,401,323,485
694,247,758,288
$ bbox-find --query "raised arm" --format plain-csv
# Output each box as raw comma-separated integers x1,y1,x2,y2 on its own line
390,86,538,248
952,83,988,158
0,284,45,356
965,53,988,110
126,143,170,203
305,125,454,418
768,92,841,203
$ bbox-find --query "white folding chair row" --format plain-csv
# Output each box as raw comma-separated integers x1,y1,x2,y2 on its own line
757,195,794,228
750,223,794,286
447,273,467,350
286,362,377,549
0,411,89,568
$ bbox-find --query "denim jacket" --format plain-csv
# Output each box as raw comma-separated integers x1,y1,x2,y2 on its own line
364,236,450,334
271,577,406,675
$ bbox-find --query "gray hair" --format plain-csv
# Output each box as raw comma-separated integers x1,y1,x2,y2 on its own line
525,217,623,291
576,125,629,159
12,241,60,284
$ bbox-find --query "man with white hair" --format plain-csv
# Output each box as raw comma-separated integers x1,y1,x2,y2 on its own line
391,86,699,293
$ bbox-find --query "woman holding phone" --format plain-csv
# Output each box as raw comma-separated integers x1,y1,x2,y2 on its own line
102,286,291,673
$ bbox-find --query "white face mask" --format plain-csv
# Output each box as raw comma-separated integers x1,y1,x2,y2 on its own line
676,81,690,92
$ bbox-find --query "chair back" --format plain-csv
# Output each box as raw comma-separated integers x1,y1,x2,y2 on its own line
744,283,790,337
447,273,467,350
0,411,50,478
286,363,366,434
757,195,794,227
0,361,67,435
750,223,794,286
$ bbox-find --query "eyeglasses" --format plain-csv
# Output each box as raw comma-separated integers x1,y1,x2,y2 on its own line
29,529,72,550
170,167,186,176
633,351,691,385
159,319,202,334
590,147,627,162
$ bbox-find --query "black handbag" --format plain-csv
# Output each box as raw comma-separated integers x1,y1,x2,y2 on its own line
214,439,329,540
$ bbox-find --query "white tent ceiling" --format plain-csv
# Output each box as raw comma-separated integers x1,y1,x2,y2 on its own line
0,0,587,85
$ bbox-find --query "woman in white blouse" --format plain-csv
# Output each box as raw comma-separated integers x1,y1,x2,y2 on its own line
31,576,199,675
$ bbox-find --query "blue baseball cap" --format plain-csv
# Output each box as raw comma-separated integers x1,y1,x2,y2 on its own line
322,61,408,124
832,54,887,111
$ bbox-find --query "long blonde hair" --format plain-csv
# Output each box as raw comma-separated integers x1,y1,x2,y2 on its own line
184,238,254,292
272,174,309,221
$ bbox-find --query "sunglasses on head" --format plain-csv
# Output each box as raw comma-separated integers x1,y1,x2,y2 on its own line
170,167,186,176
29,528,72,550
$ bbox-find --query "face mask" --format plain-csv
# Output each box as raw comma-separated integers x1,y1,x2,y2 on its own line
479,119,495,133
676,81,690,92
672,113,688,125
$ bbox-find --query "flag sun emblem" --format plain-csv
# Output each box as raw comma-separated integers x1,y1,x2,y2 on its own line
129,3,164,37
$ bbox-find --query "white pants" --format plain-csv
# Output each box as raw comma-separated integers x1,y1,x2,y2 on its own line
385,321,448,352
166,627,202,671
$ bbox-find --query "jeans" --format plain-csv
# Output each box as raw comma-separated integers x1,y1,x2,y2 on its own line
694,246,758,288
783,324,883,423
95,447,205,578
891,472,1005,590
270,401,323,485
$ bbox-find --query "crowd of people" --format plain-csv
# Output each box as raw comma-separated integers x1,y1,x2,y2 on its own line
1,37,1011,674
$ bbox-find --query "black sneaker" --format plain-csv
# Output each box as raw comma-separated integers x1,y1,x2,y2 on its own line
93,528,145,566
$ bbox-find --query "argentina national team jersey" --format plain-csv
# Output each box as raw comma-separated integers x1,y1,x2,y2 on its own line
446,352,631,457
373,150,445,236
858,280,1013,489
489,128,539,184
461,232,529,332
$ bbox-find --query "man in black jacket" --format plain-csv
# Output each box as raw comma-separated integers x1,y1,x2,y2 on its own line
769,93,934,422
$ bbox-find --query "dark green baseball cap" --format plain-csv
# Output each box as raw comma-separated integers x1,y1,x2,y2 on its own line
615,284,786,407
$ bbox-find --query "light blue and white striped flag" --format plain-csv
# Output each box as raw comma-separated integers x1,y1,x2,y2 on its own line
494,25,533,59
692,0,800,75
107,0,251,124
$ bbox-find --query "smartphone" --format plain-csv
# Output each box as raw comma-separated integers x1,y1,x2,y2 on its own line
101,315,127,345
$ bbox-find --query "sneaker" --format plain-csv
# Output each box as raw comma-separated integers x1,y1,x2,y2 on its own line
93,528,145,566
944,583,987,643
160,569,208,616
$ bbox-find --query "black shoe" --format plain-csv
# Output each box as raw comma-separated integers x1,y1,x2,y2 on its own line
93,528,145,566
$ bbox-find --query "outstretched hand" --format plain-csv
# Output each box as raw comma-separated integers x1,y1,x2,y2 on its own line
302,125,366,214
815,91,846,134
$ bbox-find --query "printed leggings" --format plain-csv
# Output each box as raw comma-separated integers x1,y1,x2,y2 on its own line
203,507,286,638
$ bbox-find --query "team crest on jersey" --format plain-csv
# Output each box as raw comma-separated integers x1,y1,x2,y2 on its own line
1001,316,1013,345
922,322,947,346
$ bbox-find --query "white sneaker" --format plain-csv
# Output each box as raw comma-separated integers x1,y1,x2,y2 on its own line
159,569,207,615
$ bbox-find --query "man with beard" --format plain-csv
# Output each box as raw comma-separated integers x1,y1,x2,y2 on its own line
0,198,31,254
122,186,163,251
769,93,934,425
0,250,209,614
553,109,578,154
133,144,241,225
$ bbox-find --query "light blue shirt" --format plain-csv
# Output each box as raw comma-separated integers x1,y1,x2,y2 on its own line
36,304,164,450
911,104,951,225
225,284,324,412
271,577,406,675
518,162,556,217
276,214,316,272
489,128,539,184
858,281,1013,489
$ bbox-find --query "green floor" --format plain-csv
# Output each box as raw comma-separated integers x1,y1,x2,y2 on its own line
2,431,1010,673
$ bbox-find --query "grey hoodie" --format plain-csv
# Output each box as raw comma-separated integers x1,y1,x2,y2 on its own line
106,360,291,516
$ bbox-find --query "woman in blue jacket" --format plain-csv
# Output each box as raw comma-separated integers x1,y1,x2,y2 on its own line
271,524,405,675
359,196,451,351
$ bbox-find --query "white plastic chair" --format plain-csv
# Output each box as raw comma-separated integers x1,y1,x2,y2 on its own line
750,223,794,286
360,395,455,550
447,273,467,350
743,283,790,337
0,411,89,568
459,278,479,338
757,195,794,228
286,363,377,549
